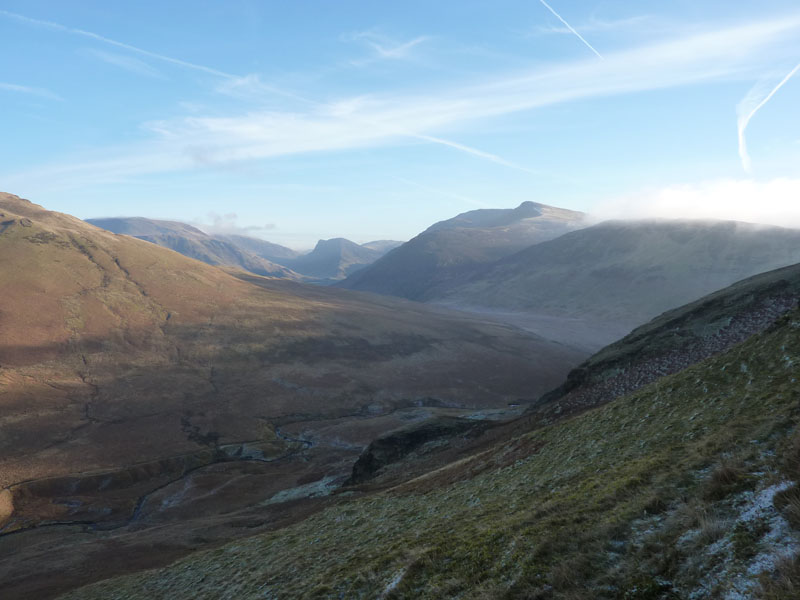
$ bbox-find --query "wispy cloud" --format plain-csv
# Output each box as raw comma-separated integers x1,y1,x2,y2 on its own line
80,48,163,78
5,14,800,190
736,61,800,173
346,31,430,65
214,73,319,106
595,178,800,228
0,81,62,100
537,0,603,59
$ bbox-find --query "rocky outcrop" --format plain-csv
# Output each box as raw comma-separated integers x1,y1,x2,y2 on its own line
531,262,800,424
348,417,490,484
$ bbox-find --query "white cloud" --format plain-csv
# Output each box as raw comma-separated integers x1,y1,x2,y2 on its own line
214,73,317,105
0,81,61,100
346,31,430,65
140,15,800,164
595,178,800,228
5,13,800,189
194,212,276,235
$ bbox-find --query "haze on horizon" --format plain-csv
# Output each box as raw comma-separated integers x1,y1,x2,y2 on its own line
1,0,799,248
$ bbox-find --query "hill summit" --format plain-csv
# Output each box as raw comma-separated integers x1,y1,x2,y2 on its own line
338,201,586,300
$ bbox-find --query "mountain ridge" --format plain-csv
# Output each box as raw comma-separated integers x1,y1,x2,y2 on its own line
86,216,300,279
338,201,587,300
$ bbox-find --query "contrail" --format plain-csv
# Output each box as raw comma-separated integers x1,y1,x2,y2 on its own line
737,60,800,172
537,0,603,60
0,9,312,103
0,9,232,78
413,134,539,175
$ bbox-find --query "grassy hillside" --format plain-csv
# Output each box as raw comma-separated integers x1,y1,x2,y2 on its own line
60,304,800,599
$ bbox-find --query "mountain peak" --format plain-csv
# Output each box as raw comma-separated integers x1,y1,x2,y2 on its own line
313,237,358,251
514,200,544,216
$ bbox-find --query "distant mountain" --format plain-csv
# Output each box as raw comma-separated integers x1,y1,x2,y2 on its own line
85,216,205,238
433,219,800,349
0,192,585,598
213,233,300,263
361,239,404,254
284,237,384,281
86,217,299,279
338,201,586,299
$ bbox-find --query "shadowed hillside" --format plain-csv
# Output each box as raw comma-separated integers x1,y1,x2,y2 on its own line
213,233,300,263
0,193,584,600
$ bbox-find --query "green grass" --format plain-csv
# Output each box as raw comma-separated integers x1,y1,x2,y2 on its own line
60,309,800,599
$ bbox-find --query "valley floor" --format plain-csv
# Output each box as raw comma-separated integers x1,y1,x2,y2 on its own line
57,307,800,599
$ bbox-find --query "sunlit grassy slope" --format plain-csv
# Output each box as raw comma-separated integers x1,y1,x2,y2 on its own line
62,304,800,599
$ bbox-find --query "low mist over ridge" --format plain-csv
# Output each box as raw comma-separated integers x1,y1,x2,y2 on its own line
338,201,587,300
338,203,800,350
432,218,800,343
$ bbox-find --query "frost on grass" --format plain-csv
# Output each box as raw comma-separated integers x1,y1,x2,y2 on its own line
684,480,800,599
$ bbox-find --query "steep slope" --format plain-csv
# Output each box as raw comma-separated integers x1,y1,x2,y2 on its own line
532,261,800,422
435,219,800,348
0,193,584,599
213,232,300,263
338,201,586,300
86,217,299,279
60,276,800,600
284,237,382,281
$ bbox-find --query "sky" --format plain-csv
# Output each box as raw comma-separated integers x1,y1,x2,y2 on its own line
1,1,800,249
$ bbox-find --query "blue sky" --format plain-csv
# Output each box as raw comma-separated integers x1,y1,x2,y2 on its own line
1,0,800,248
